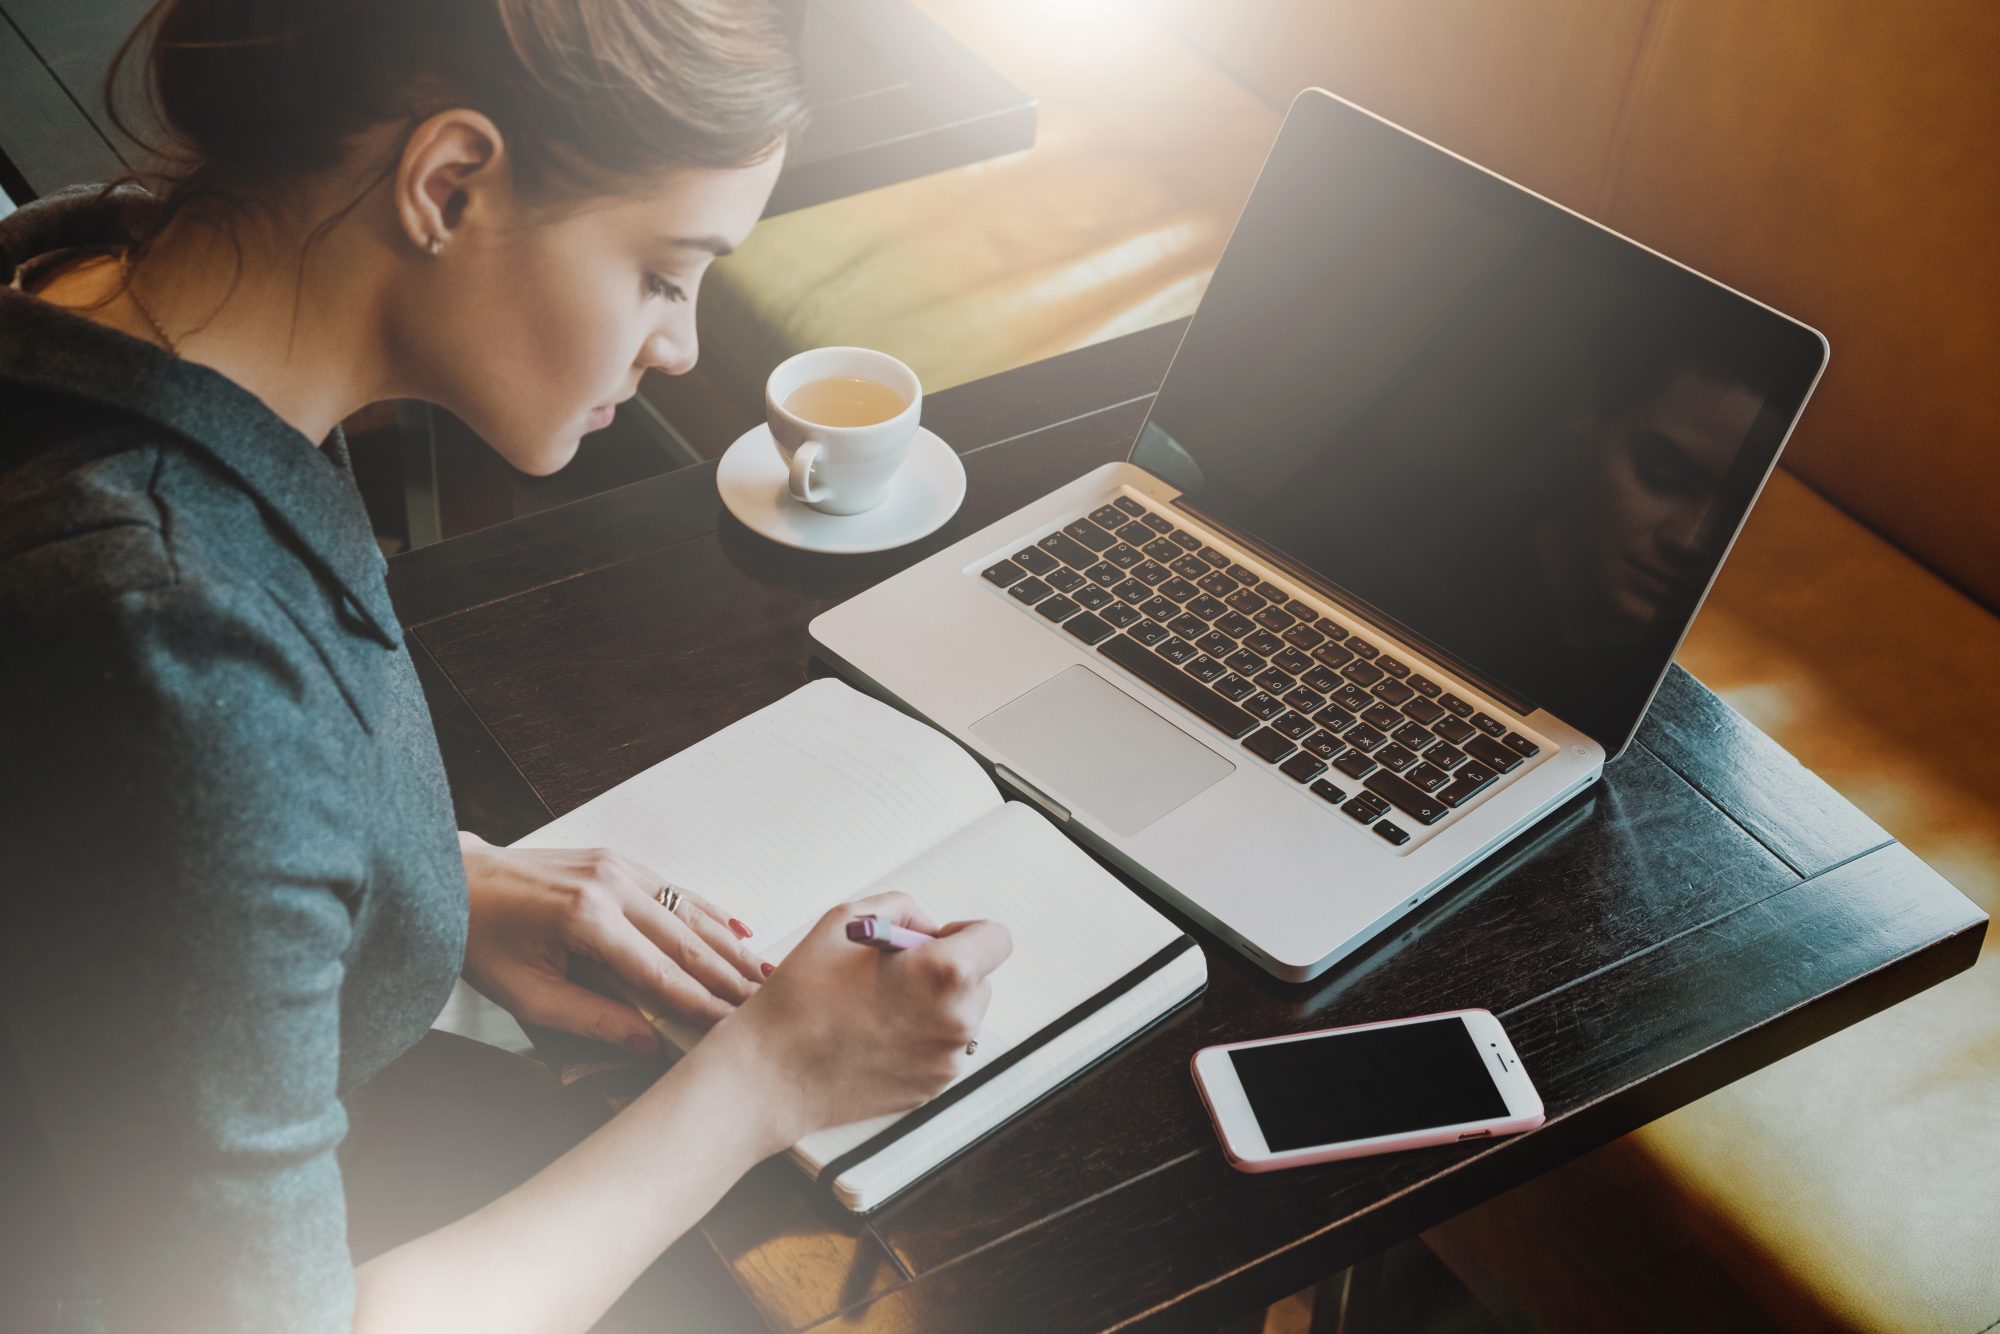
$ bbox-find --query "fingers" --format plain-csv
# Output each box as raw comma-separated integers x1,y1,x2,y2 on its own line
838,889,944,937
657,886,767,990
509,974,663,1058
925,918,1014,986
582,910,739,1028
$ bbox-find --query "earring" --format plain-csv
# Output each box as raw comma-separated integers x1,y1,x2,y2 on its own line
427,236,443,256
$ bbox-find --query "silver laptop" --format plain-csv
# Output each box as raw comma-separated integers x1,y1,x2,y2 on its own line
810,90,1828,981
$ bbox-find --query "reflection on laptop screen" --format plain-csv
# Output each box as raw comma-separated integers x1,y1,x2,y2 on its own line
1133,93,1825,753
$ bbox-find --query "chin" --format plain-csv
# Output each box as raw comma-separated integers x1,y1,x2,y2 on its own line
497,430,584,478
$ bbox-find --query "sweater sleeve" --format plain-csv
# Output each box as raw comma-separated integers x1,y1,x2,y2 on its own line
1,572,365,1334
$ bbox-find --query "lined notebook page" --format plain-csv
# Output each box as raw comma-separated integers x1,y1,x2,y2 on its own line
792,799,1184,1169
513,679,999,942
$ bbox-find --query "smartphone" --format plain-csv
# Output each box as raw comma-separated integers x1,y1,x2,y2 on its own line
1191,1009,1544,1172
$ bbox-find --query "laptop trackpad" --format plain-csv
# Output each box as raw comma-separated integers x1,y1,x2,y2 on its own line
970,665,1234,836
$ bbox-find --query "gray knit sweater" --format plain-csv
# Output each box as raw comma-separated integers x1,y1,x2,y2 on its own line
0,188,467,1334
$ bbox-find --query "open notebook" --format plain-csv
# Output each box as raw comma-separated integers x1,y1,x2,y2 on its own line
513,678,1207,1212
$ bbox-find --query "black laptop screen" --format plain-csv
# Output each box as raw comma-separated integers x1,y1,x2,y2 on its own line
1131,93,1825,753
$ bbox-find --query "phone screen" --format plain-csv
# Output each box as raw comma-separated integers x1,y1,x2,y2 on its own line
1228,1016,1509,1150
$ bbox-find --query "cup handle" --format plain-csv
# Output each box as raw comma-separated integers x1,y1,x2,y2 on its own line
787,440,830,505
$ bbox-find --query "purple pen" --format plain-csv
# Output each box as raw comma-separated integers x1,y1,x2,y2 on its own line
846,914,937,952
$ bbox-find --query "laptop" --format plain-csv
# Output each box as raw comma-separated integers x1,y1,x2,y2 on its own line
809,90,1828,981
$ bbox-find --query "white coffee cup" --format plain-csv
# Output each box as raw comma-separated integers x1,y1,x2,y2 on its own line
766,346,923,516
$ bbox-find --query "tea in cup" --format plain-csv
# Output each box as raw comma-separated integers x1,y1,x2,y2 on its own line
766,347,922,515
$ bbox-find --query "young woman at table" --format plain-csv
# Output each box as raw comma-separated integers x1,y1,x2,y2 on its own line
0,2,1010,1332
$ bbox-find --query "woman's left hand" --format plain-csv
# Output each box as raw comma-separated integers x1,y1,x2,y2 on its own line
457,832,765,1055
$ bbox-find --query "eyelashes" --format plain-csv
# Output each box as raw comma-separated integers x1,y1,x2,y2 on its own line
644,272,688,303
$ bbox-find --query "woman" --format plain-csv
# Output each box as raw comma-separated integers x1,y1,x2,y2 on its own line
0,2,1009,1332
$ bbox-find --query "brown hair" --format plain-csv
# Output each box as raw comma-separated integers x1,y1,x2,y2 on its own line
106,0,808,257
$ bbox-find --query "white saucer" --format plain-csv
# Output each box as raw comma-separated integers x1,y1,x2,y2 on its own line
716,423,966,554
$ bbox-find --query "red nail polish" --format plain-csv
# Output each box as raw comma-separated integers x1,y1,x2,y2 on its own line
729,917,754,939
760,961,775,977
625,1032,660,1058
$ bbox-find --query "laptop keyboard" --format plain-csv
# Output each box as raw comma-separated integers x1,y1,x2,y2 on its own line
976,493,1545,849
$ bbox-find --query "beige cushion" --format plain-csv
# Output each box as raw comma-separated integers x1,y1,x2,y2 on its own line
1429,470,2000,1332
692,0,1279,408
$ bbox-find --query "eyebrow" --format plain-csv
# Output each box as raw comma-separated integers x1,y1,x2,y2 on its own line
668,234,735,258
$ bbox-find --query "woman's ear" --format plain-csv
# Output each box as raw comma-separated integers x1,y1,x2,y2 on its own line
393,109,510,257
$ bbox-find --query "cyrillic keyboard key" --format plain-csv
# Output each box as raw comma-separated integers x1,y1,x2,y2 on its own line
1401,695,1445,725
1312,704,1356,734
1437,692,1475,717
1113,495,1146,517
1074,584,1112,610
1374,743,1417,772
1129,619,1169,646
1361,703,1403,732
1045,567,1084,593
1471,711,1508,738
1311,641,1355,672
1333,749,1377,780
1100,601,1141,629
1273,710,1316,741
1341,659,1386,687
1363,770,1448,826
1097,633,1258,738
1185,655,1225,683
1370,677,1415,705
1104,542,1144,569
1213,672,1254,701
1242,691,1285,721
1310,778,1348,805
1393,721,1436,752
1406,761,1449,792
1425,740,1467,770
1432,715,1476,745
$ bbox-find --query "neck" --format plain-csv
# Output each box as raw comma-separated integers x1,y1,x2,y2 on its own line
123,192,405,445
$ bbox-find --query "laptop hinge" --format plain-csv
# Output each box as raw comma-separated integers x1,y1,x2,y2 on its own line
1167,494,1539,718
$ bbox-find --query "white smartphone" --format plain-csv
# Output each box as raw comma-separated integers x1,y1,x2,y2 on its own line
1190,1009,1545,1172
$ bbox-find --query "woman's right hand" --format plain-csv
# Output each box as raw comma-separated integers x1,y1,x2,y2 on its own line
713,890,1013,1150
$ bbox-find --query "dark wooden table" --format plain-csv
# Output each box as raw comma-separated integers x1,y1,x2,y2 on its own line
386,321,1987,1333
0,0,1032,211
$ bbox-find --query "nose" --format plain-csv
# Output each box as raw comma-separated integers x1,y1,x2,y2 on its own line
639,326,698,378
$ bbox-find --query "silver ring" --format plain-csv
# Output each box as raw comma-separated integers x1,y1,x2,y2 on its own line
964,1039,979,1057
654,884,682,915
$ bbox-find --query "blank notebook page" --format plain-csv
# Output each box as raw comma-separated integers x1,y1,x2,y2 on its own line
513,679,1000,941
